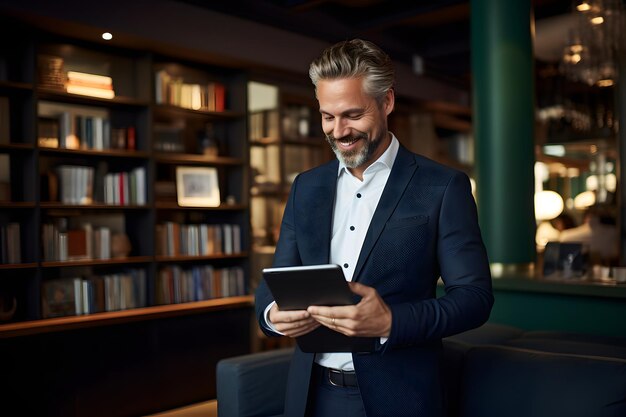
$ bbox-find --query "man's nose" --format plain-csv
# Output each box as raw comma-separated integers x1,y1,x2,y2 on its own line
332,118,350,139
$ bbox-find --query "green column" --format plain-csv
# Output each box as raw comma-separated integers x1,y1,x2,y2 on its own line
471,0,536,271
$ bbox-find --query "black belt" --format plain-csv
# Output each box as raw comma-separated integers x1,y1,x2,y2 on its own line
315,364,358,388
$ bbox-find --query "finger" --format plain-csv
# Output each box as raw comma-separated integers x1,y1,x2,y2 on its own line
287,321,321,338
307,305,353,318
271,308,310,325
275,316,317,332
348,282,373,297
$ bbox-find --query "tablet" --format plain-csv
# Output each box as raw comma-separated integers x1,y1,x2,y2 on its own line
262,264,354,310
262,264,376,353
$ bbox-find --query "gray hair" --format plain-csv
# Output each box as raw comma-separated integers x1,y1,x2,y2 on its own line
309,39,395,103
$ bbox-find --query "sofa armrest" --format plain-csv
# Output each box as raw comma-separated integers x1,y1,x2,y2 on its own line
217,348,293,417
460,345,626,417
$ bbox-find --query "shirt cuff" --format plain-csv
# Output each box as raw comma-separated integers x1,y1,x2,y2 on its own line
263,301,285,335
380,337,388,344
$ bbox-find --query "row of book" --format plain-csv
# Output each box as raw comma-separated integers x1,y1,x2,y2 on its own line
55,164,146,206
155,265,245,305
38,114,135,151
38,55,116,100
65,70,115,100
249,109,279,141
155,222,242,257
155,69,226,112
103,167,147,206
0,223,21,264
42,222,112,261
41,269,146,318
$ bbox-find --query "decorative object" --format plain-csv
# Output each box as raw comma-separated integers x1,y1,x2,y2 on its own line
110,233,131,258
561,0,625,87
176,166,220,207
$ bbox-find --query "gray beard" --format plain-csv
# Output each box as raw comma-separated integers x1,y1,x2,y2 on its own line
326,132,378,169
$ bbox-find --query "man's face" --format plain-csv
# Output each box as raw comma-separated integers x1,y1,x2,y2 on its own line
317,77,394,174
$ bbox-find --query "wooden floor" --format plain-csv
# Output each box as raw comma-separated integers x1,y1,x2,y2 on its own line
144,400,217,417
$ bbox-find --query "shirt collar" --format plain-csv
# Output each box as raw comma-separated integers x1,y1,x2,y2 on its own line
337,133,399,178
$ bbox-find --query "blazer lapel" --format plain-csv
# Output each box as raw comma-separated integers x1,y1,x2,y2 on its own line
353,145,418,281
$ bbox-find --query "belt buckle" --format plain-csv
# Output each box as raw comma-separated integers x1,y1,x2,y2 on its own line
328,368,344,387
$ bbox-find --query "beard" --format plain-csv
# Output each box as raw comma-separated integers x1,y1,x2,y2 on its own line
325,130,385,169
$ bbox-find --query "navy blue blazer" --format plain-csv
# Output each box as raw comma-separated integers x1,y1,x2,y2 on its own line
255,144,493,417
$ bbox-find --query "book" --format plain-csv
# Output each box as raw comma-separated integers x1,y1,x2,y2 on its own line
0,96,10,144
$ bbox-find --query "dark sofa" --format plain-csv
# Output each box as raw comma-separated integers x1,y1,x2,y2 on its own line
216,323,626,417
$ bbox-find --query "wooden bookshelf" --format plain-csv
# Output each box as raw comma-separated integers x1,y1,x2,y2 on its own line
0,20,251,327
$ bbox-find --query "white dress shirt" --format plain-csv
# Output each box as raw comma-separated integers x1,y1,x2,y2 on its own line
265,134,400,371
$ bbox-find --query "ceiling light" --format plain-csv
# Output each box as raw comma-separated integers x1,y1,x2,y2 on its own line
590,16,604,24
577,2,592,12
102,32,113,41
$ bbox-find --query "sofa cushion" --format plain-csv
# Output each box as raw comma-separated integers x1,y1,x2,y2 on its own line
522,330,626,347
445,322,524,346
217,348,293,417
460,345,626,417
505,338,626,360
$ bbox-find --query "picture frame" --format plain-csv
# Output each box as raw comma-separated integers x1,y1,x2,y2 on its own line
175,166,221,207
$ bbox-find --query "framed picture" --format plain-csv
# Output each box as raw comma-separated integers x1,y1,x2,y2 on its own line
176,166,221,207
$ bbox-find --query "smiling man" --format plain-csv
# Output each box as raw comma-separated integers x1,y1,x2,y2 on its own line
255,39,494,417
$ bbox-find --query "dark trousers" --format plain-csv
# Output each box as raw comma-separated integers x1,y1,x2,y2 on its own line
305,364,367,417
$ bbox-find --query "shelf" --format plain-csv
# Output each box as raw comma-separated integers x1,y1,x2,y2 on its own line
432,113,472,133
0,202,36,209
155,201,247,211
156,252,248,263
0,80,34,92
40,202,150,210
38,147,150,159
154,104,244,119
0,295,254,338
37,87,149,108
154,152,244,166
41,256,153,268
250,137,280,146
0,262,38,270
0,143,35,152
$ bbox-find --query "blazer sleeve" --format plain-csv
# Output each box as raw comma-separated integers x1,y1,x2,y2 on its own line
387,171,494,346
254,175,303,337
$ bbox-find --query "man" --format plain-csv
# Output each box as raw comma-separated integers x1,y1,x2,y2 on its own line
255,39,493,417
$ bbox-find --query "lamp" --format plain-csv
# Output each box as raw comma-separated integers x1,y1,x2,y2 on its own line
534,162,565,221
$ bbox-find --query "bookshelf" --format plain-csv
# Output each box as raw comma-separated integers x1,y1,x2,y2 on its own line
0,20,251,330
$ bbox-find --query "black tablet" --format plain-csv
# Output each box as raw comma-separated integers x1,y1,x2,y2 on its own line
262,264,376,353
262,264,354,310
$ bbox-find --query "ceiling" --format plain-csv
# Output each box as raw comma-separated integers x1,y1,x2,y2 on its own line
178,0,573,89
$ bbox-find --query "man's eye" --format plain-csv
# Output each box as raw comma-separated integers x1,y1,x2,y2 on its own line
323,116,334,121
348,114,362,120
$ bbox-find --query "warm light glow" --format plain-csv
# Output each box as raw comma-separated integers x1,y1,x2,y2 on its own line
102,32,113,41
570,44,583,53
591,16,604,25
606,173,617,192
571,53,582,64
535,190,564,221
597,79,614,87
586,175,598,190
577,2,591,11
574,190,596,209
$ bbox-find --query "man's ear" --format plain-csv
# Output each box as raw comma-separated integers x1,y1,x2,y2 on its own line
384,89,395,116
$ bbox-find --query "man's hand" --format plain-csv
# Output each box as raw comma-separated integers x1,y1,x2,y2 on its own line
307,282,392,337
268,303,321,338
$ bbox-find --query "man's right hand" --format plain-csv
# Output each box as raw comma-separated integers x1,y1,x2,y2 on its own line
268,303,320,338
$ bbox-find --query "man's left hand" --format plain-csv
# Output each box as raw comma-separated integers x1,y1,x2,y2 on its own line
307,282,392,337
